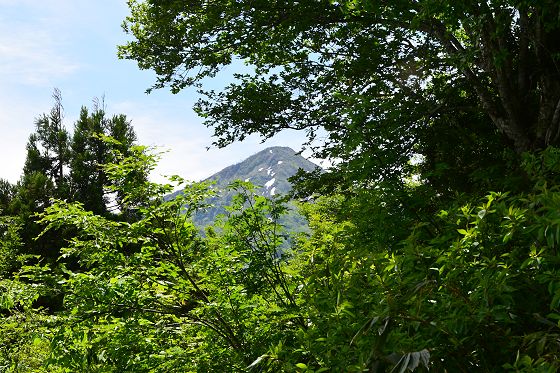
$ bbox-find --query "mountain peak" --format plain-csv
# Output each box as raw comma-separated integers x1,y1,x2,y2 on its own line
205,146,318,196
188,146,319,226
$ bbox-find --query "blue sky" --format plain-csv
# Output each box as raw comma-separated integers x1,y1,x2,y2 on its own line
0,0,312,184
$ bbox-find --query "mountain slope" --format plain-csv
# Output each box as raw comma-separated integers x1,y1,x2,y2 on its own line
206,146,317,196
183,146,319,227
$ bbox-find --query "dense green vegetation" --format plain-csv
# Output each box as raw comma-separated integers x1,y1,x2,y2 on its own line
2,0,560,371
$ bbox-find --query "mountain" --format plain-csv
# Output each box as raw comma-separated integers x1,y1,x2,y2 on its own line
171,146,320,228
205,146,318,196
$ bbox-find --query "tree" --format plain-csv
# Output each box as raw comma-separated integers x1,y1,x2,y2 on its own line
120,0,560,186
23,88,70,197
12,90,72,260
70,101,138,215
0,179,15,214
117,3,560,371
33,146,303,372
9,91,140,267
288,170,560,371
71,106,109,215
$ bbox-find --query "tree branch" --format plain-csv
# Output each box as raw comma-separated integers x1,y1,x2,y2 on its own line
428,19,530,152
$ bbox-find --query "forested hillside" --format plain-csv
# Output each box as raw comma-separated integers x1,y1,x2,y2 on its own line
2,1,560,372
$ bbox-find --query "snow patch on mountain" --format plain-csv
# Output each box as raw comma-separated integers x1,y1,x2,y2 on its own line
265,178,276,188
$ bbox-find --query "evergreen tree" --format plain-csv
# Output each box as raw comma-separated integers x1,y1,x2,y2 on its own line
0,179,15,214
70,106,110,215
13,90,71,260
10,91,139,262
70,103,138,216
108,113,137,155
23,88,70,198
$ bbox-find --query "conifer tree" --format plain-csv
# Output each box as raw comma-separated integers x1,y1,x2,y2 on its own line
23,88,70,198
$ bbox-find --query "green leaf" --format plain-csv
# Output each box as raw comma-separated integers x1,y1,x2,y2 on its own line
477,209,487,219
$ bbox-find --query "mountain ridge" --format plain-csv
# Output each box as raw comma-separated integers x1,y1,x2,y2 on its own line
178,146,320,227
204,146,318,196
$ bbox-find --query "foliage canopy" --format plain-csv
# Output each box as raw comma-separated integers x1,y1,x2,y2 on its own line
120,0,560,169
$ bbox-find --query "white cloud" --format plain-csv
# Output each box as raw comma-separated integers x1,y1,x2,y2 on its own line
0,1,81,86
0,30,79,86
